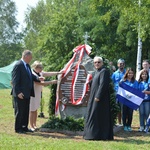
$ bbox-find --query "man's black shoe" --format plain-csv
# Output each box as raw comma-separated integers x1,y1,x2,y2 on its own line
15,130,26,134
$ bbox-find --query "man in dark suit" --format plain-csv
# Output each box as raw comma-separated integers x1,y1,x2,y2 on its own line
11,50,42,133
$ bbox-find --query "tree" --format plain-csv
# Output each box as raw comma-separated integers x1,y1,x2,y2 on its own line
24,0,83,71
80,0,150,68
0,0,23,67
24,0,150,69
24,0,47,59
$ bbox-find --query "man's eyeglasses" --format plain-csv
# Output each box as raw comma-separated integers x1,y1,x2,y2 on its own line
94,61,101,64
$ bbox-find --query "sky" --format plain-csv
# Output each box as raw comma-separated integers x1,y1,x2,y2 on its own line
14,0,39,30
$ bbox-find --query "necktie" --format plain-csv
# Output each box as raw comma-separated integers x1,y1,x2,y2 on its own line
26,64,32,78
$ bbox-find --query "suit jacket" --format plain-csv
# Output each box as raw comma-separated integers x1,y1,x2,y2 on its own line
11,60,40,99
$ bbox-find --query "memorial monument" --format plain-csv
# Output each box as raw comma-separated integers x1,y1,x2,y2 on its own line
55,33,95,119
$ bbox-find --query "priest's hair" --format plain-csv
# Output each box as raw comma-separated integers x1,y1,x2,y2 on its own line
93,56,103,62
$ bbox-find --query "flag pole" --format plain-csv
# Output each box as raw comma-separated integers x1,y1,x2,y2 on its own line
136,0,142,77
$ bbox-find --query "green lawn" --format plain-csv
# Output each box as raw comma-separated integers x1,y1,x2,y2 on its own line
0,88,150,150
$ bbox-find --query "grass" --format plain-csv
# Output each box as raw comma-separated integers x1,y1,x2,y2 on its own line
0,88,150,150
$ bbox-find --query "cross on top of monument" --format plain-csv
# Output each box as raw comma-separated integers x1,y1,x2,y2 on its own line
83,32,90,44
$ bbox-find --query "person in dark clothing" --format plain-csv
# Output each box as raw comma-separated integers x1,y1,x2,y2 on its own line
83,56,114,140
11,50,43,134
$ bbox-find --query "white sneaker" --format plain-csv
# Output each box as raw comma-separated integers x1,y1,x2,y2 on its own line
138,126,144,132
144,126,149,133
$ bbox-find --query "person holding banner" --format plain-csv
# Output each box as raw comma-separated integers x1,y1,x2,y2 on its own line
119,68,138,131
83,56,113,140
138,69,150,132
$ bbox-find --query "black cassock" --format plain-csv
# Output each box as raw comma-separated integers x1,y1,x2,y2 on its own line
83,66,114,140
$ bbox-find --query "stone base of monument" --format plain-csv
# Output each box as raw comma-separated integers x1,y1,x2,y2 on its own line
39,125,123,136
59,105,87,119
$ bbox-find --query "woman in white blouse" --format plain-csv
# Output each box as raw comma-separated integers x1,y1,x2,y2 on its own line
30,61,62,131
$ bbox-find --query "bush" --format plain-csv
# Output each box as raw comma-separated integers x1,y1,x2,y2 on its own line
41,116,84,131
48,84,57,116
109,81,120,125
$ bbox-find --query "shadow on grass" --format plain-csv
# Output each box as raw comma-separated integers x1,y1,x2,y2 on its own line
114,137,150,145
114,127,150,144
27,131,83,140
25,126,150,144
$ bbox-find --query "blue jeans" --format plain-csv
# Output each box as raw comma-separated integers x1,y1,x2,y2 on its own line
121,104,133,127
139,101,150,127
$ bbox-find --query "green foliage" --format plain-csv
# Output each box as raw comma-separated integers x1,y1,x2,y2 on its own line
109,81,119,125
0,43,23,67
0,0,18,44
41,116,84,131
104,59,119,125
48,84,57,116
40,96,45,113
23,0,150,71
0,0,23,67
24,0,81,71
